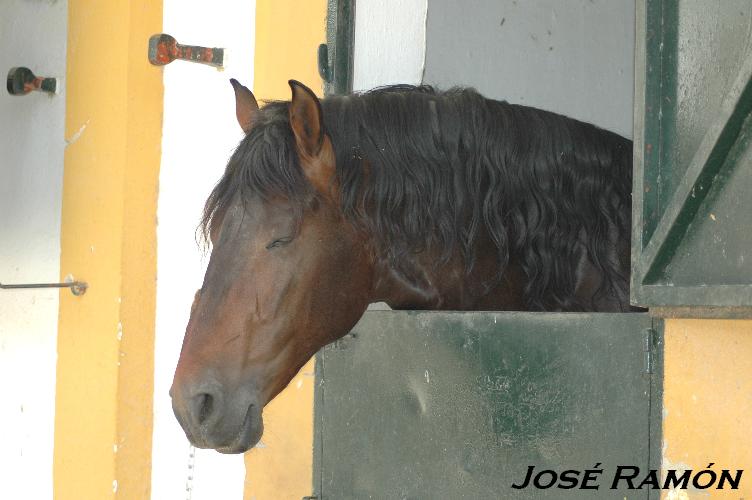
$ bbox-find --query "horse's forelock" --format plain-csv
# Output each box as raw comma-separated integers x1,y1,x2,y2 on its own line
199,101,311,247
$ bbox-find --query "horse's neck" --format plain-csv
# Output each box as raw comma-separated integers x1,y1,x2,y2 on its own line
369,234,633,312
370,234,528,311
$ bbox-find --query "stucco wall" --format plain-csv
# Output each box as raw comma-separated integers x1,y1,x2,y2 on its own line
662,319,752,498
0,1,67,498
54,1,163,497
353,0,428,91
423,0,635,138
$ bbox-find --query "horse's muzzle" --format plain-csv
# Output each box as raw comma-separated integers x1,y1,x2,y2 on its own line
170,375,263,454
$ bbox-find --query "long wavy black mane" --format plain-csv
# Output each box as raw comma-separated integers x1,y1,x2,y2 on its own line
203,85,633,310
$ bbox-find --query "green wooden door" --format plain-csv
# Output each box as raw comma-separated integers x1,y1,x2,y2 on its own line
632,0,752,310
313,312,662,499
310,3,693,498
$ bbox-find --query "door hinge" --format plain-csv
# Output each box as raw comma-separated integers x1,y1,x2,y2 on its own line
643,328,656,374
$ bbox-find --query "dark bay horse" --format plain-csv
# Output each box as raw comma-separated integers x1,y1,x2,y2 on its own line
170,79,634,453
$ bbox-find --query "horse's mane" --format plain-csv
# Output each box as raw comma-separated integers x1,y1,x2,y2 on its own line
202,85,633,310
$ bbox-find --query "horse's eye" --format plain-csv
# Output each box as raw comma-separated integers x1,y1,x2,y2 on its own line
266,236,293,250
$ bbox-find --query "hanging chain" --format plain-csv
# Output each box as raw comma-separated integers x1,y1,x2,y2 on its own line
185,444,196,500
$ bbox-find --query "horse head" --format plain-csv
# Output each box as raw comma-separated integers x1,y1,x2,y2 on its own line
170,80,373,453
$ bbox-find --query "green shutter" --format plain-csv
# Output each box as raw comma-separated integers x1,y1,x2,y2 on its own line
632,0,752,311
321,0,355,96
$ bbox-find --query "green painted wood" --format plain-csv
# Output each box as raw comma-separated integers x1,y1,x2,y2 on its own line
632,0,752,308
313,311,661,499
324,0,354,96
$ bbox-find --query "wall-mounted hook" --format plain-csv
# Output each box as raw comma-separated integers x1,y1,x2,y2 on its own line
7,67,57,95
0,278,87,296
148,34,224,68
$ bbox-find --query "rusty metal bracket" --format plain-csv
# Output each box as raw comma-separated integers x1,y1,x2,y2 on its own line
7,67,57,95
148,33,224,68
0,279,87,296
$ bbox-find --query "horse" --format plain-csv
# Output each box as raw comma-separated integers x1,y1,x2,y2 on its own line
170,78,635,453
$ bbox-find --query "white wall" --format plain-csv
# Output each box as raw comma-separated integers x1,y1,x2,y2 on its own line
422,0,635,138
354,0,427,312
151,1,255,499
0,1,67,498
353,0,428,91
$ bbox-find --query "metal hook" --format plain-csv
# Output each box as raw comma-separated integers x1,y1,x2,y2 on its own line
0,279,88,296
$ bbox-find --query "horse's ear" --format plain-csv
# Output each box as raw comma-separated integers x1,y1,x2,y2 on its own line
288,80,324,156
288,80,337,199
230,78,258,134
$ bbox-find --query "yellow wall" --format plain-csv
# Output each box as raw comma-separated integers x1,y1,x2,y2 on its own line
662,319,752,498
252,0,326,101
244,1,326,498
54,1,162,498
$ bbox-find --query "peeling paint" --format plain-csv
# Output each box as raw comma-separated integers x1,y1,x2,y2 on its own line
658,443,698,499
65,119,90,147
665,490,692,500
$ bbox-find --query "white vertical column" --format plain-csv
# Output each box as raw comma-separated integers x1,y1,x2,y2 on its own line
352,0,428,92
0,1,67,499
151,1,255,499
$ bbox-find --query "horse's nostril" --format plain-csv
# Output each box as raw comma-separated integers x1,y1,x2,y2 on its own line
196,393,214,425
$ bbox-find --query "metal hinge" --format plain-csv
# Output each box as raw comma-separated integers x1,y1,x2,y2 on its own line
643,328,656,374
